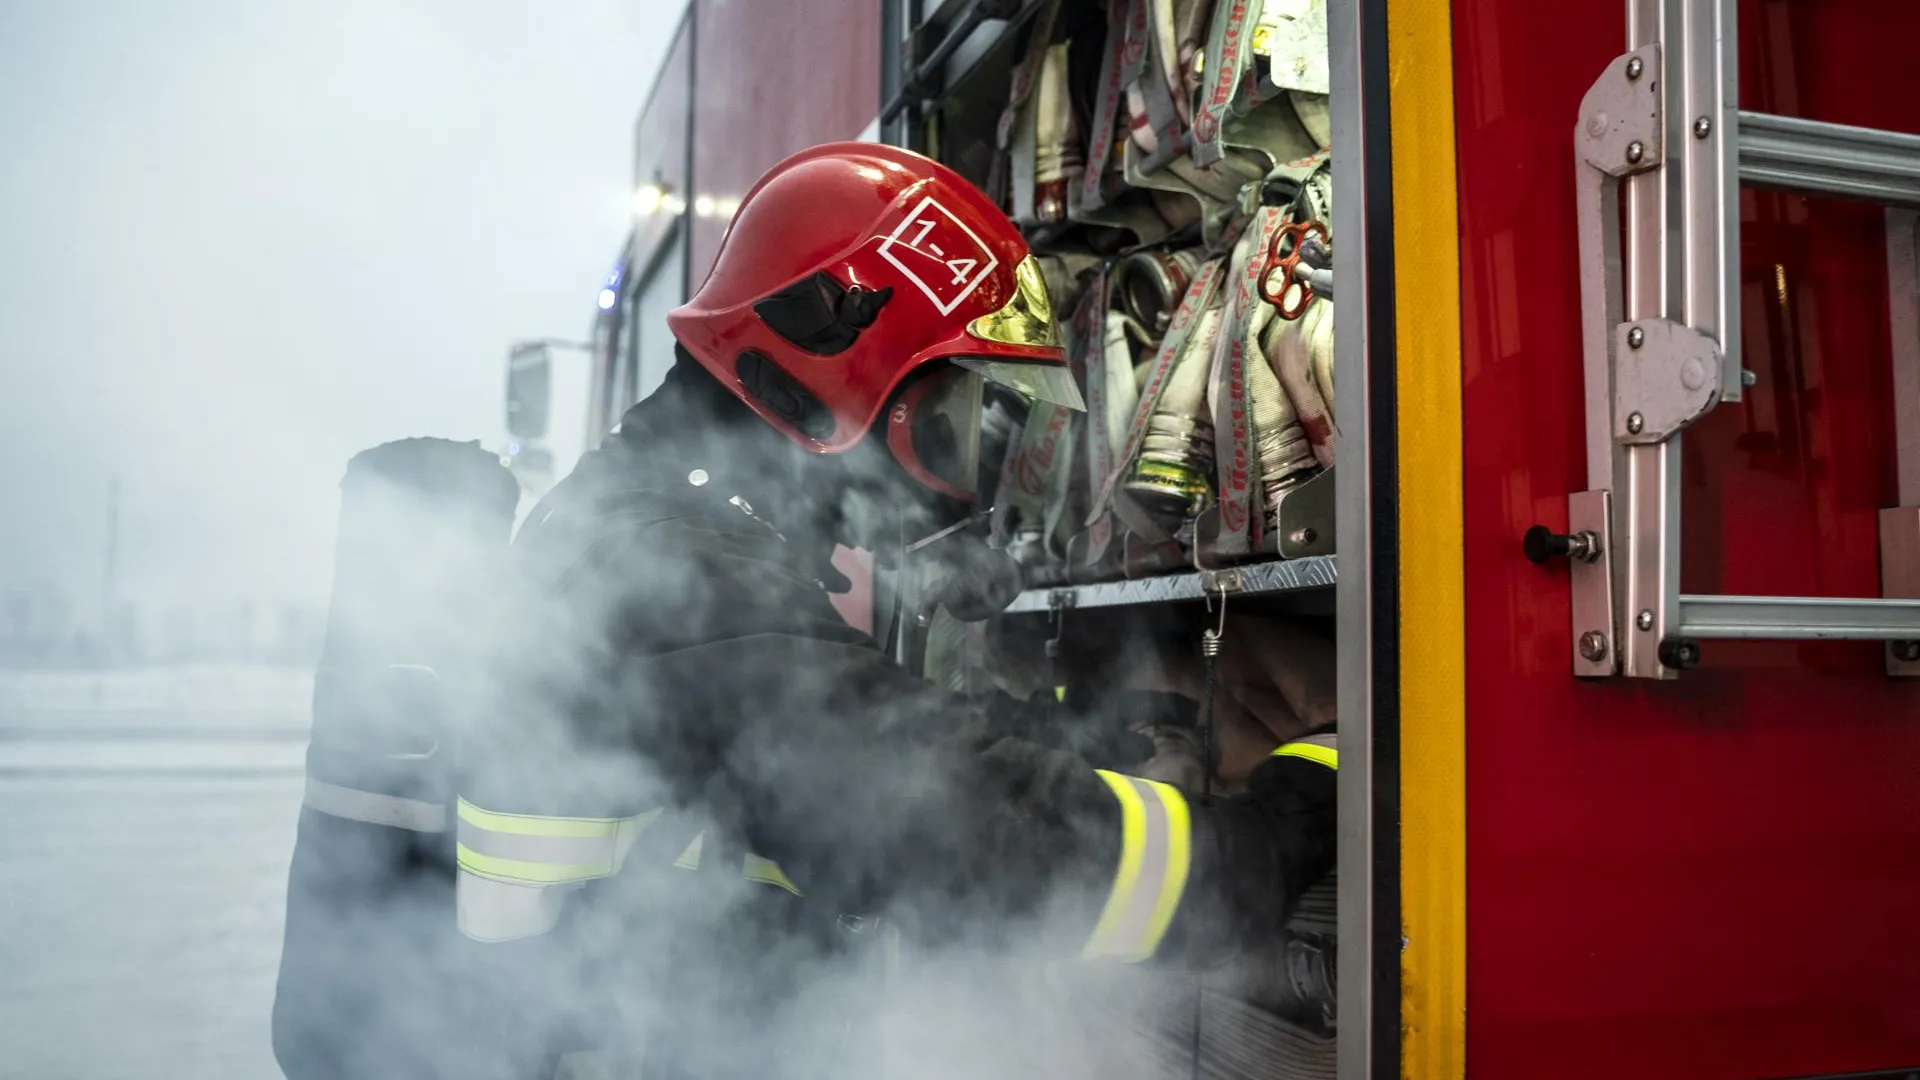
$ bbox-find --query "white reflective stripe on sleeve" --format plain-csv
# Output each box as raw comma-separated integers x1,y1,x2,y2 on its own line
302,776,447,833
456,869,579,943
1081,770,1192,963
1272,731,1338,770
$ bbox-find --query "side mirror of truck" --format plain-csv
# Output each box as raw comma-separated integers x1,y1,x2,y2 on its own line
505,343,552,440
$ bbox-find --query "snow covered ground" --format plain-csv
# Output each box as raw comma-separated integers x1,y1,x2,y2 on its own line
0,666,310,1079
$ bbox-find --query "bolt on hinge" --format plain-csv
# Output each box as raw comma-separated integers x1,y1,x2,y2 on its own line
1578,630,1610,662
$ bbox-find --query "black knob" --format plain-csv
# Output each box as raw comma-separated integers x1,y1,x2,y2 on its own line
1524,525,1568,564
1524,525,1600,565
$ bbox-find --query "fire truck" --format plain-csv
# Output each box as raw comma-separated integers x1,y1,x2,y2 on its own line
502,0,1920,1077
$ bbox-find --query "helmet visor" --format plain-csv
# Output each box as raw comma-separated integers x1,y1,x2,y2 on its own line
951,356,1086,412
887,366,985,501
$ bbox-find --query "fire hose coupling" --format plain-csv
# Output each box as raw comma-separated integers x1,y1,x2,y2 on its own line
1113,249,1204,337
1128,415,1217,520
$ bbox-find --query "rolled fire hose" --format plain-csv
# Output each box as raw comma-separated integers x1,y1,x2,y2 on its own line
1172,0,1214,111
1263,162,1339,467
1125,0,1190,165
1249,325,1321,520
1074,0,1178,249
1207,209,1318,556
1191,0,1262,167
1010,36,1084,225
1207,209,1282,555
995,0,1064,215
1103,311,1142,464
1263,298,1338,469
1073,268,1121,570
1308,295,1335,420
1031,42,1083,223
1094,259,1226,548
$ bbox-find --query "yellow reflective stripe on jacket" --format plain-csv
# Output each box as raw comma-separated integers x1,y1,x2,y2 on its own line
1082,770,1192,963
673,831,705,870
455,799,660,886
670,831,801,895
1272,732,1338,770
742,853,803,897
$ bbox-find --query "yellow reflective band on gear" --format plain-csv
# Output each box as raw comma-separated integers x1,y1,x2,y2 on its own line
1081,770,1191,963
673,832,705,871
454,800,659,887
742,854,803,897
456,848,619,886
670,832,800,895
457,799,652,839
1272,733,1338,770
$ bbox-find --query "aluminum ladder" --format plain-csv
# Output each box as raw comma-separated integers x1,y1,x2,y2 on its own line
1529,0,1920,678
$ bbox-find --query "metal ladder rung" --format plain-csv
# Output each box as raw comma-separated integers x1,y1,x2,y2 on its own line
1739,110,1920,208
1678,594,1920,641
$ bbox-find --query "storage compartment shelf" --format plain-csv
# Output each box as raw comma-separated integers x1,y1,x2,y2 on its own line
1004,555,1338,613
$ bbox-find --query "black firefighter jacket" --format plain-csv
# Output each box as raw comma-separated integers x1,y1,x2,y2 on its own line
451,387,1332,1079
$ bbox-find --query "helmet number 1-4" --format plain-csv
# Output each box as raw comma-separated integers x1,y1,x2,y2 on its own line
877,196,1000,316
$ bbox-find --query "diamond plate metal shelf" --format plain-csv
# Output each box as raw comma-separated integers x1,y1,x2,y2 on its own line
1002,556,1339,614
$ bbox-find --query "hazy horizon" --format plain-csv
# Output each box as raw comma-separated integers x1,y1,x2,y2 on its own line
0,1,681,627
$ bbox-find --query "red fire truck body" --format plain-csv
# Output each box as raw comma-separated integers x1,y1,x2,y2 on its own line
1453,2,1920,1076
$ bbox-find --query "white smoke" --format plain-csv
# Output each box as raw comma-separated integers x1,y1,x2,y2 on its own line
0,7,1340,1080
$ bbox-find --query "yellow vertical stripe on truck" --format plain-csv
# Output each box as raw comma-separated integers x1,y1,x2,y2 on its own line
1389,0,1469,1075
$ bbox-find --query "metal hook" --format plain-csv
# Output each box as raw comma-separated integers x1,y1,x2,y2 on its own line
1201,580,1228,658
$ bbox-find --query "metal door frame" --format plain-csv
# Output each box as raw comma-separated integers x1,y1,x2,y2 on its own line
1333,0,1471,1076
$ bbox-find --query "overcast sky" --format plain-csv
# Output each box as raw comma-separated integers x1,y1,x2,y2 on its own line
0,1,677,618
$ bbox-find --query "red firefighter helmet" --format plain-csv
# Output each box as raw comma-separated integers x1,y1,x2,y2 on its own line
667,142,1083,501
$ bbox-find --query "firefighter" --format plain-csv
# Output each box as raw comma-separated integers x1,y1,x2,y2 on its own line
455,142,1338,1078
